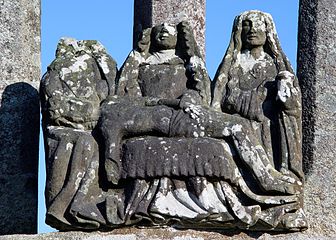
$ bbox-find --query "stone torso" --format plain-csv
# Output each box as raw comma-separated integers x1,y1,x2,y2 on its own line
138,62,188,99
137,50,188,99
223,52,278,121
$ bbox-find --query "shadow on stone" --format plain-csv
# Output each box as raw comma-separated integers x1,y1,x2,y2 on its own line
0,82,39,234
297,1,318,175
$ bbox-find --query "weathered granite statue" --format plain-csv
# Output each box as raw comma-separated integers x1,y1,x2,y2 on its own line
210,10,307,229
41,12,307,232
213,10,304,181
100,21,211,185
40,38,117,230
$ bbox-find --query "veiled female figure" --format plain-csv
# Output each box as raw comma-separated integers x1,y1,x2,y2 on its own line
212,10,303,183
210,10,306,230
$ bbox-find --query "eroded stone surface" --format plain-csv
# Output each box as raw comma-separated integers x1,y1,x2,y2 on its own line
40,38,117,231
0,0,40,234
297,0,336,235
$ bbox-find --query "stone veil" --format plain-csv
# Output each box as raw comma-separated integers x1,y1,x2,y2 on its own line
41,12,307,232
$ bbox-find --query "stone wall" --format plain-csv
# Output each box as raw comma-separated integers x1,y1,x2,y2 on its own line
0,0,40,234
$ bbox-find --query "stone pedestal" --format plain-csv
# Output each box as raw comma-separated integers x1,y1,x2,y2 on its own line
133,0,206,58
0,228,334,240
0,0,40,234
297,0,336,235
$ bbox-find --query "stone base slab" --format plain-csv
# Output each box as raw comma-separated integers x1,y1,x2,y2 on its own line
0,228,335,240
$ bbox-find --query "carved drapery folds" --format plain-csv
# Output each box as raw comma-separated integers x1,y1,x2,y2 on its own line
41,12,307,232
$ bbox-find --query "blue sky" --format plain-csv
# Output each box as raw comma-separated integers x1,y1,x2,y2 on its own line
39,0,299,233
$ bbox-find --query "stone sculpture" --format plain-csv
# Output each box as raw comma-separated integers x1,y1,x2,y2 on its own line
40,38,117,230
41,12,307,232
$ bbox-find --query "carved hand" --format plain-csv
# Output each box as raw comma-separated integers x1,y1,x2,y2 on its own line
276,71,294,103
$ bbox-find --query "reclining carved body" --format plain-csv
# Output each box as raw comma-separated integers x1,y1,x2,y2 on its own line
41,11,307,231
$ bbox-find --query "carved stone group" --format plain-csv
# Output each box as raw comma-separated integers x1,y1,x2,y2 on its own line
40,11,307,232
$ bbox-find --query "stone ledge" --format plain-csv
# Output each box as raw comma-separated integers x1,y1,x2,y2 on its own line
0,228,335,240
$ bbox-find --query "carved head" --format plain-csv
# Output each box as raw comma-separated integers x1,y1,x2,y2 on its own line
223,10,295,73
227,10,280,59
212,10,296,108
151,23,178,50
241,12,267,50
135,21,202,60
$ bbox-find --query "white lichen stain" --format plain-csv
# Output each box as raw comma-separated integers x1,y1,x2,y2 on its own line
107,100,116,105
153,178,206,219
238,51,267,74
125,120,134,126
73,129,85,132
188,55,206,70
252,121,259,131
222,182,257,224
70,99,84,106
199,180,228,213
161,117,170,125
90,212,98,217
60,54,91,80
109,143,116,154
97,55,110,74
221,142,232,154
222,127,230,137
77,124,85,130
66,142,73,151
75,171,84,189
281,175,296,184
79,160,99,195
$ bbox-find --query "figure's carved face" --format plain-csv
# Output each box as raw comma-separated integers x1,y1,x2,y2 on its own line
152,23,177,50
241,14,267,49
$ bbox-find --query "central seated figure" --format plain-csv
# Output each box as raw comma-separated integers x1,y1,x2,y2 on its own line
114,22,233,179
99,16,306,231
100,21,212,184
